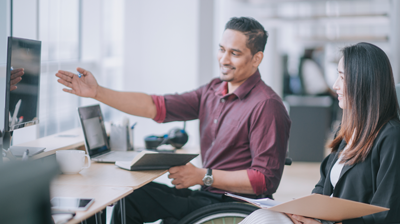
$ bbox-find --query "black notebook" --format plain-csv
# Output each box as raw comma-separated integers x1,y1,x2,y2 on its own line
115,150,198,171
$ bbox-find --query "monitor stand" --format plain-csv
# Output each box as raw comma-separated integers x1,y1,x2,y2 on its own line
10,146,46,157
2,131,45,159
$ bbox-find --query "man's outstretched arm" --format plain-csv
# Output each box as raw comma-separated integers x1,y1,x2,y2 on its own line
56,67,157,119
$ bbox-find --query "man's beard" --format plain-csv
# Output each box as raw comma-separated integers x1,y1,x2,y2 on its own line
219,73,233,82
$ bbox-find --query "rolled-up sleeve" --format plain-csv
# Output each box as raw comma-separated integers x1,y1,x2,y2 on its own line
247,169,267,195
248,99,291,195
162,86,205,123
151,95,166,123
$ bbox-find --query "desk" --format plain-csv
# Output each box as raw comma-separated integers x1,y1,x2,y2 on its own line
15,126,193,223
15,128,85,159
51,185,133,224
52,163,167,224
53,163,167,189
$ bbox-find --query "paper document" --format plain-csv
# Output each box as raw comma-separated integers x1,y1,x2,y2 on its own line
226,193,389,222
225,193,281,208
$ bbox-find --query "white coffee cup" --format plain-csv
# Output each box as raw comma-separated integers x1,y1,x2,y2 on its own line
56,150,91,174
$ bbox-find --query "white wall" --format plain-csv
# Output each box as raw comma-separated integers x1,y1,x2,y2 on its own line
122,0,201,148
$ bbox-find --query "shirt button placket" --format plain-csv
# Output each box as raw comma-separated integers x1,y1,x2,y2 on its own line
212,97,225,139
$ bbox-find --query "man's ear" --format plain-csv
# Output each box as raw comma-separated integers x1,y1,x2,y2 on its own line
252,51,264,67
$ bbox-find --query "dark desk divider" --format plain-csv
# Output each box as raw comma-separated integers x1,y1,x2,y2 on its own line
0,158,60,224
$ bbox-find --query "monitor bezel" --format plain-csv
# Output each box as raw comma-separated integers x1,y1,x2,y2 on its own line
4,36,41,132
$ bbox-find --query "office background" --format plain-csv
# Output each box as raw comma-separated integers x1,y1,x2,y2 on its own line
1,0,399,154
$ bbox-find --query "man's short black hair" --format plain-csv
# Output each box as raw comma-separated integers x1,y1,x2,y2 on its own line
225,17,268,55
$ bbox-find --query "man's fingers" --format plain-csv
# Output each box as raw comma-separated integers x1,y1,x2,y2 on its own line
62,88,77,95
57,79,74,89
175,184,184,189
56,72,73,83
62,88,74,94
171,179,180,185
58,70,74,76
11,70,24,79
168,167,179,174
76,67,90,77
10,77,22,86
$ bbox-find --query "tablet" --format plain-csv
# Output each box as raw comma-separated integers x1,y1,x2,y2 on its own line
51,197,95,211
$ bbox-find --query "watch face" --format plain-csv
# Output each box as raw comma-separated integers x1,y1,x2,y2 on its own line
203,176,213,186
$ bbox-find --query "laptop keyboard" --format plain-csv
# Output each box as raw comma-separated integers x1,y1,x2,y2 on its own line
96,151,138,162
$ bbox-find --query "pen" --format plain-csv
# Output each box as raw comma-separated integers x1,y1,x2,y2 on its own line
22,149,29,161
78,73,82,78
131,122,137,130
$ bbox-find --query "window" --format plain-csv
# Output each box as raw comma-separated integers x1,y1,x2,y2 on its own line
2,0,124,143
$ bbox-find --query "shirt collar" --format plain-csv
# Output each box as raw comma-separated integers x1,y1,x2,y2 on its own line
215,69,261,100
234,69,261,100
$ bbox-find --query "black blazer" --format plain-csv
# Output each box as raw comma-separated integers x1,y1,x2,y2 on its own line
312,119,400,224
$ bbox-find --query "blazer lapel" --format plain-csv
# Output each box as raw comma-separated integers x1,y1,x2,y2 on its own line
337,140,355,182
339,163,355,180
329,140,347,170
323,140,347,195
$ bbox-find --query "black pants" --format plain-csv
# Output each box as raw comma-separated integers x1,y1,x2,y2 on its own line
87,182,234,224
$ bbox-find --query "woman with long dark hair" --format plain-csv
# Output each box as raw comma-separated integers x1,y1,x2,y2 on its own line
240,42,400,224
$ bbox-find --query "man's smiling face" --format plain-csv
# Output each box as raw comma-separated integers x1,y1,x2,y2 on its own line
217,29,256,85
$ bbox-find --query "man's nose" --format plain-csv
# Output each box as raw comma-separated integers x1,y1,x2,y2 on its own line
219,52,230,65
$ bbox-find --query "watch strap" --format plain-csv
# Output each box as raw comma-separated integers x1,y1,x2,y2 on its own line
207,168,212,176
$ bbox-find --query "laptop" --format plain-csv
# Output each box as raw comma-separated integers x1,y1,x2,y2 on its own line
78,104,138,163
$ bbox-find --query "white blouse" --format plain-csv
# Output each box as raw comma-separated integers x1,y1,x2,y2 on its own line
330,147,347,189
330,134,354,193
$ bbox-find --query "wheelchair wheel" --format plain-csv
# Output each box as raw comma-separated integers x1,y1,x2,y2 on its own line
176,202,258,224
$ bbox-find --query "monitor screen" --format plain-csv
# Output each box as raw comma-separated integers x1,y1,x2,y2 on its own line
4,37,41,132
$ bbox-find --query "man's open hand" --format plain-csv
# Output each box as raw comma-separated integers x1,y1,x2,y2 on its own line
168,163,205,189
56,67,99,98
10,68,24,91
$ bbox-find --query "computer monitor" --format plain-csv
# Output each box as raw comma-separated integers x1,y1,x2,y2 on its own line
1,37,44,158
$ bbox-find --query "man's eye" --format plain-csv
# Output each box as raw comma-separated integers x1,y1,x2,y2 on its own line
232,52,237,56
219,48,224,52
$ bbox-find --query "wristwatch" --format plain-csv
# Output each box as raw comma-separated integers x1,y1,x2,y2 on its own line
202,168,214,186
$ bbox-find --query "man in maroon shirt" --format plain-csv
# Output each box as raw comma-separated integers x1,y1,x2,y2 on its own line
56,17,291,224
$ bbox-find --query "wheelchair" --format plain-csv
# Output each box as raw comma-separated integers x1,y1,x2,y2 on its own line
162,202,258,224
162,157,293,224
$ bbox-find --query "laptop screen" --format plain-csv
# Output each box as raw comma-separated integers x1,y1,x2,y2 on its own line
78,105,110,157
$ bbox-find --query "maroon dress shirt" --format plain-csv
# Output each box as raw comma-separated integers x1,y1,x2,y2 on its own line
152,70,291,196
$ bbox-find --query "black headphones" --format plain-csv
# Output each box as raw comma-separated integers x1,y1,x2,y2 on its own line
144,122,189,150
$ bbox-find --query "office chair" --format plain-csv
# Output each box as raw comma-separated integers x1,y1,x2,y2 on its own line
0,159,60,224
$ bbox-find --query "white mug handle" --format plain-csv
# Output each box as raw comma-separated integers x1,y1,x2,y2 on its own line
82,154,91,169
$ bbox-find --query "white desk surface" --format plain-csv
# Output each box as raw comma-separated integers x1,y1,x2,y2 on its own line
15,128,85,159
51,185,133,224
53,163,167,189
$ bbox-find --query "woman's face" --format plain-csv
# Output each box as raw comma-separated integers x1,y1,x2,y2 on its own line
333,57,346,109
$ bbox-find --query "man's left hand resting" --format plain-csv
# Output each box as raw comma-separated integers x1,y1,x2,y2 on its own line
168,163,205,189
168,164,255,194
